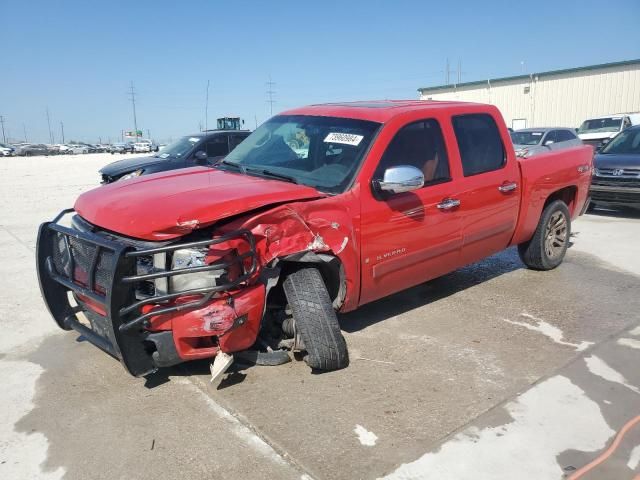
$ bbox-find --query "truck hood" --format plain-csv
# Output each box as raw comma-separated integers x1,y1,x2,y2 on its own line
594,153,640,169
99,155,167,177
578,132,618,141
75,167,325,240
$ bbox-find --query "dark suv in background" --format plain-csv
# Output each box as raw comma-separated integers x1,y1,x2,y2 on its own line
590,125,640,211
99,130,250,183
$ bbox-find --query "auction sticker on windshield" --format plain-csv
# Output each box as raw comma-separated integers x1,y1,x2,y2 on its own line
324,132,364,146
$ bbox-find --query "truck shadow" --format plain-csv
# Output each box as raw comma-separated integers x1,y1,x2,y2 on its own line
586,208,640,219
340,247,524,333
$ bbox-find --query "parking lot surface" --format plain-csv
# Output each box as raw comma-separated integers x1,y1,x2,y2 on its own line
1,154,639,479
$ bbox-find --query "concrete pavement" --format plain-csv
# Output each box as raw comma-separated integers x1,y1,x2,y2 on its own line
1,153,638,479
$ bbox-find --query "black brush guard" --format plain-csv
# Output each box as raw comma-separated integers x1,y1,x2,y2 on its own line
36,209,257,376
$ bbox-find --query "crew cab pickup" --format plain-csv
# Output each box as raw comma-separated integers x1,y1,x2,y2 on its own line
36,100,593,378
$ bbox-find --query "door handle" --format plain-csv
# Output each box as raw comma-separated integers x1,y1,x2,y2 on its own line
498,182,518,193
437,198,461,210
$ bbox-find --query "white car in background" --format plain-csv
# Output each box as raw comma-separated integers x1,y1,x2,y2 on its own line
133,142,151,153
66,144,89,154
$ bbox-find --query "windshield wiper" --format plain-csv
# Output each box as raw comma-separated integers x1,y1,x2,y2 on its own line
219,159,247,174
244,167,298,184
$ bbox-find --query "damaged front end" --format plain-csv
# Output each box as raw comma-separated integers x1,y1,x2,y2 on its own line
36,209,260,377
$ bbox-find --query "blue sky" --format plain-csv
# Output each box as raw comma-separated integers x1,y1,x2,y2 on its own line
2,0,639,143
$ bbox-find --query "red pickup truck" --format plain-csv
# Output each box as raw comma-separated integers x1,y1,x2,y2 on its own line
37,100,593,378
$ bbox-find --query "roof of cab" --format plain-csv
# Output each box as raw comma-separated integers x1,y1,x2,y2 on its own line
280,100,488,124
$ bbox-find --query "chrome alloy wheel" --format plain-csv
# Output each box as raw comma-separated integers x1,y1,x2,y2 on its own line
544,211,568,259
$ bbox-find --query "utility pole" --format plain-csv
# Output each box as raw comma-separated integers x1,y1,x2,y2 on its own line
254,114,258,129
0,115,6,144
23,123,27,142
60,121,65,144
266,75,276,116
147,129,151,140
446,58,449,85
457,59,461,86
46,107,54,144
128,81,139,142
205,79,210,131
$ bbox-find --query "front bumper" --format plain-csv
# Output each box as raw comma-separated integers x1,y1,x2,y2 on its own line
36,209,260,376
590,182,640,208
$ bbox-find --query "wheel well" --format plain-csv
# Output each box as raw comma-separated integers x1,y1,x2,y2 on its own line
544,186,577,215
267,254,346,310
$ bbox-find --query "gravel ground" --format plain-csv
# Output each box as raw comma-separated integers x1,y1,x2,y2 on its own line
1,153,639,480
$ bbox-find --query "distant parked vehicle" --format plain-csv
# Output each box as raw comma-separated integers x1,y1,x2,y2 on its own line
100,129,250,183
577,113,640,149
510,128,583,158
67,144,89,154
590,125,640,211
109,142,135,154
0,143,16,156
19,144,50,156
135,139,158,152
133,142,151,153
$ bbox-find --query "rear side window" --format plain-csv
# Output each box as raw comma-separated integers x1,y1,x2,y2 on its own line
452,114,505,176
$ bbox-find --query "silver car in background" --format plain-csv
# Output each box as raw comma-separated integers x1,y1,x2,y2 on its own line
511,128,583,158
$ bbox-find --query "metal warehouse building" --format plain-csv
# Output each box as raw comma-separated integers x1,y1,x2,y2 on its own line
418,59,640,130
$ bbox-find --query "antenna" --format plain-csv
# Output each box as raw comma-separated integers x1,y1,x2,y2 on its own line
128,81,139,142
266,75,276,116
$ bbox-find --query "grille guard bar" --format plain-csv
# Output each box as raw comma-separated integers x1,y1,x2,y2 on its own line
36,209,258,376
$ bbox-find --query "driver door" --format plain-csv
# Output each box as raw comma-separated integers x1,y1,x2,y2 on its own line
359,118,463,305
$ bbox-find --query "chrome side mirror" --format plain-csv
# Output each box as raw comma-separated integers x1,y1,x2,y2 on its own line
376,165,424,194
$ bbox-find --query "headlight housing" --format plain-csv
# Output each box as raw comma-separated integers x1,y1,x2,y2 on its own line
169,248,227,292
120,169,143,181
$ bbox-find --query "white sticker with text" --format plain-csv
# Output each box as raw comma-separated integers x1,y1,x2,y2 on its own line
324,132,364,146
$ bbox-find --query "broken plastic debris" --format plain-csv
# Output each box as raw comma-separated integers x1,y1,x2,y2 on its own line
210,352,234,384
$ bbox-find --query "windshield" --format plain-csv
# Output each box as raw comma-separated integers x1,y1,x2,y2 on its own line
156,135,201,158
600,128,640,155
511,131,545,146
578,118,622,134
219,114,381,193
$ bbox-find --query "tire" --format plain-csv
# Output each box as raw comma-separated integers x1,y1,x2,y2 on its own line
518,199,571,271
282,267,349,371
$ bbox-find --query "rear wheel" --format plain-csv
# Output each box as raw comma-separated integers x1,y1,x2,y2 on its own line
282,268,349,372
518,200,571,271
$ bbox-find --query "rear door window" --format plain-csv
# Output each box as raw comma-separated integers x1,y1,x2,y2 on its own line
452,114,505,176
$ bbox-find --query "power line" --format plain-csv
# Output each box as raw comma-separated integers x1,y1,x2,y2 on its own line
0,115,6,144
128,81,139,142
266,75,276,116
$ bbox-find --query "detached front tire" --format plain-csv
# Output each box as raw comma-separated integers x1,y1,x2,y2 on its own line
283,267,349,372
518,199,571,271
